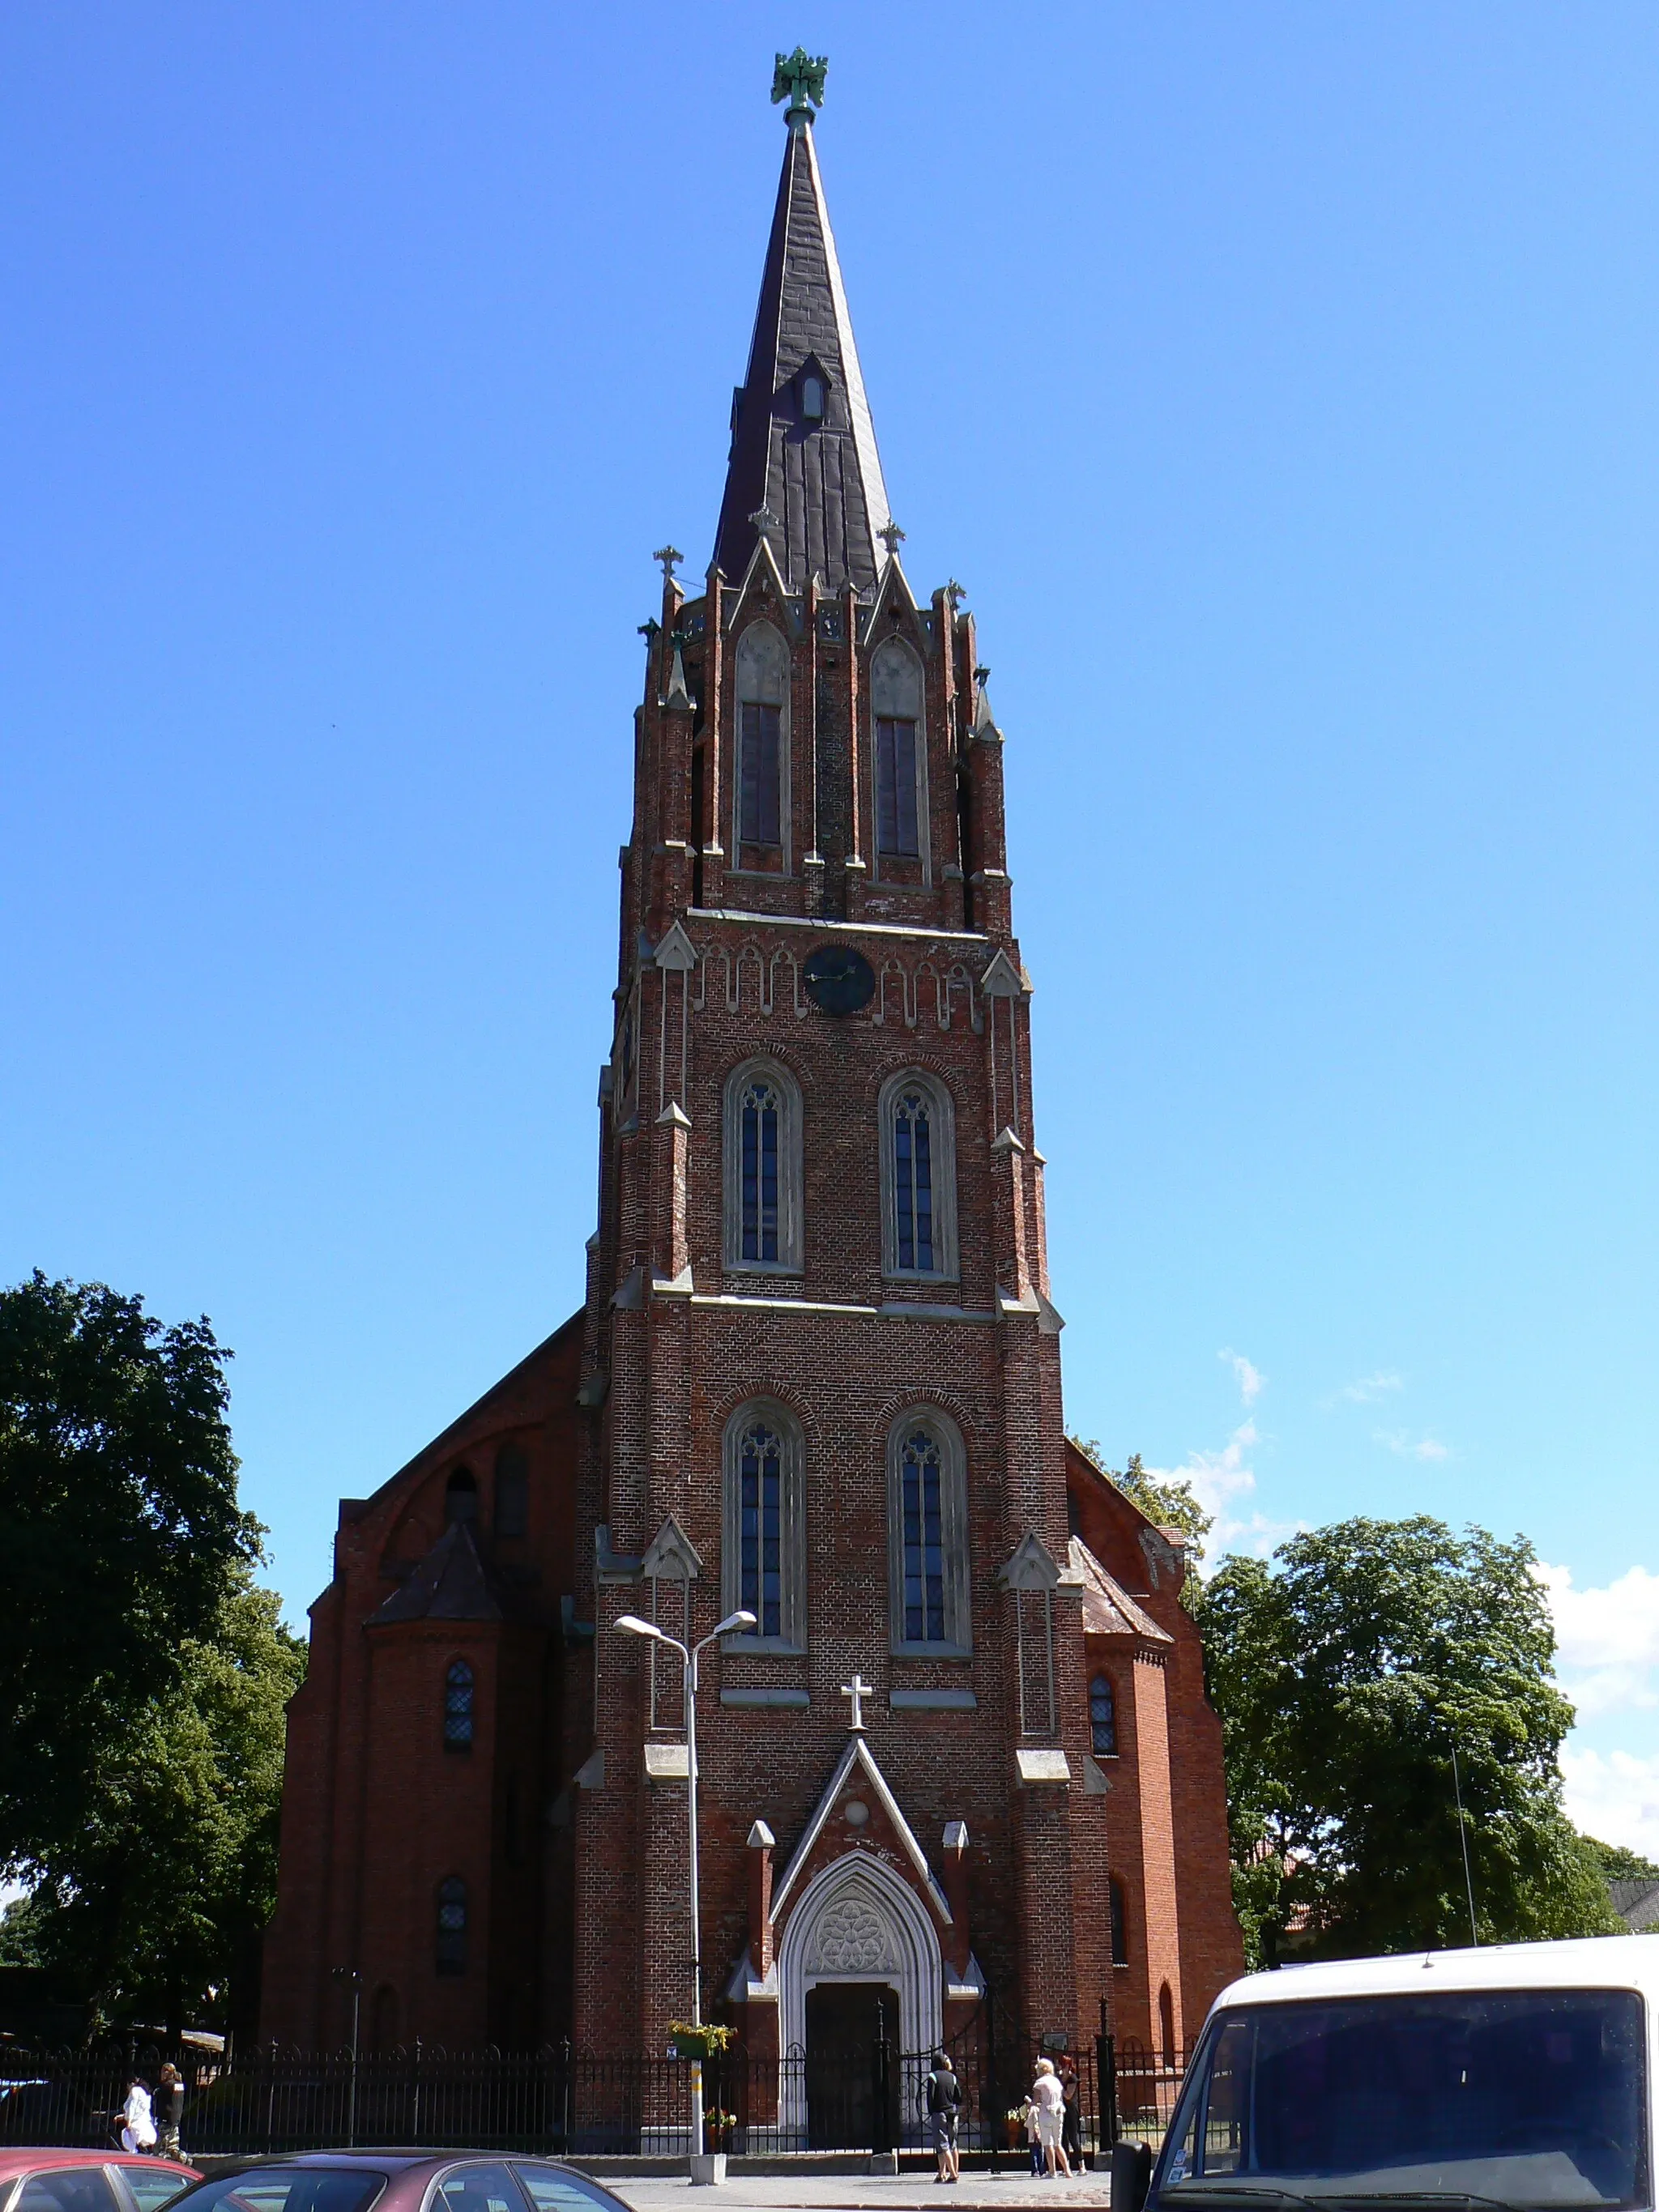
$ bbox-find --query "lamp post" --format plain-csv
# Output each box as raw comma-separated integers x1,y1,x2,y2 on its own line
616,1604,756,2178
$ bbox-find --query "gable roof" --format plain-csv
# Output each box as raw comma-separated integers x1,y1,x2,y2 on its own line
1068,1536,1173,1645
712,108,891,595
770,1734,951,1924
368,1517,507,1626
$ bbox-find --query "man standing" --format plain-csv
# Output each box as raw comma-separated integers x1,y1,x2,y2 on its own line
152,2066,185,2159
927,2051,963,2183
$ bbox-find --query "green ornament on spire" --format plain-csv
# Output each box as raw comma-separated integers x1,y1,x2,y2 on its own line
771,46,828,124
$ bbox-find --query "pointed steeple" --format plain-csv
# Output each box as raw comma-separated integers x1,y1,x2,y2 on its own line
712,53,892,595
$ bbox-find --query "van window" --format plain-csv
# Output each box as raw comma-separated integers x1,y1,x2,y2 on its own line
1157,1988,1648,2209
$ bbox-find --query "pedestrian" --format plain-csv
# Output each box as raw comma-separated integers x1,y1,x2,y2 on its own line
1030,2057,1071,2179
1059,2055,1084,2173
926,2049,962,2183
152,2065,185,2159
120,2075,156,2156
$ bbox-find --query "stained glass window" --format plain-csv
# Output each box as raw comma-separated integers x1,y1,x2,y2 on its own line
738,1421,784,1639
740,1080,780,1263
901,1428,946,1643
893,1090,935,1272
1090,1673,1117,1756
444,1660,474,1750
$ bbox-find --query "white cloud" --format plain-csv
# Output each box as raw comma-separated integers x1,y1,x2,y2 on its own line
1539,1562,1659,1722
1324,1370,1405,1407
1146,1418,1302,1566
1560,1746,1659,1861
1220,1349,1265,1406
1375,1429,1451,1461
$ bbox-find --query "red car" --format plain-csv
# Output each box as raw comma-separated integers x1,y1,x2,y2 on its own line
0,2150,199,2212
167,2156,629,2212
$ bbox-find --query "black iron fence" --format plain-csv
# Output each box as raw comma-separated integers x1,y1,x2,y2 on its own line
0,2027,1190,2159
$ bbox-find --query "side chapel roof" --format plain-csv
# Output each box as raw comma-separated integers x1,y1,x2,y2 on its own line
369,1516,508,1626
1067,1536,1174,1645
711,59,893,595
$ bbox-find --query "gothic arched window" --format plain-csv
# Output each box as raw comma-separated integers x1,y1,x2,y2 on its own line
723,1056,803,1273
1090,1673,1118,1756
735,621,788,854
493,1443,528,1539
885,1409,970,1656
722,1399,806,1652
879,1070,957,1281
443,1659,474,1751
445,1467,478,1524
871,637,924,864
436,1877,467,1975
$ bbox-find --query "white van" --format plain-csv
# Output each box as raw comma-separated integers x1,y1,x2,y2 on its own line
1132,1935,1656,2212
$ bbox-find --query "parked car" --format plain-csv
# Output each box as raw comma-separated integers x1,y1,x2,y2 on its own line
166,2155,632,2212
1124,1931,1659,2212
0,2150,199,2212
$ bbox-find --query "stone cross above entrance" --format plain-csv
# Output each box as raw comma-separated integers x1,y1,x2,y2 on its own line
839,1674,872,1732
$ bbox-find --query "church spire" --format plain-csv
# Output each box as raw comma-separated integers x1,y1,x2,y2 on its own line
711,52,893,595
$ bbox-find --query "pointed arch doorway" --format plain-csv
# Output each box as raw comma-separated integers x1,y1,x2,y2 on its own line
777,1851,944,2147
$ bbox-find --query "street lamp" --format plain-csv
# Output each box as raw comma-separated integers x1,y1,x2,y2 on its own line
616,1604,756,2175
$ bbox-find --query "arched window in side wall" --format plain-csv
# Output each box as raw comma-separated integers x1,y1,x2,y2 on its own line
721,1399,807,1651
445,1468,478,1524
879,1070,958,1280
872,637,923,861
1090,1673,1118,1756
735,622,788,850
885,1409,971,1656
444,1659,474,1751
436,1877,467,1975
493,1443,528,1538
722,1057,804,1272
1109,1877,1128,1968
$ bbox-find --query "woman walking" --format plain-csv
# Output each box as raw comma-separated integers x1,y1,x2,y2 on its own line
1030,2058,1071,2178
120,2075,156,2156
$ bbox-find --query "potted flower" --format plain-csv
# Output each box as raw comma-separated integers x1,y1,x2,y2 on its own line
668,2019,735,2063
704,2109,737,2152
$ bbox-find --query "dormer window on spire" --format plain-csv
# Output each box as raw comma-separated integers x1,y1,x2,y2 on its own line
800,373,825,423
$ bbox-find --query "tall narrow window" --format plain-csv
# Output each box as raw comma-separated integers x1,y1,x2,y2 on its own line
893,1089,934,1272
885,1409,970,1655
436,1877,467,1975
444,1659,474,1750
871,638,924,869
740,1076,780,1261
738,1419,784,1639
722,1399,807,1651
1090,1673,1118,1756
734,622,788,858
723,1057,803,1272
493,1443,528,1538
876,717,919,856
740,702,782,845
880,1071,957,1280
899,1428,945,1643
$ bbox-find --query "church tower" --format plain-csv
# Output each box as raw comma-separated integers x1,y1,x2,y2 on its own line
574,50,1103,2062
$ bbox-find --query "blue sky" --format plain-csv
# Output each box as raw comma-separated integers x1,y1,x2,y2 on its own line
3,5,1656,1846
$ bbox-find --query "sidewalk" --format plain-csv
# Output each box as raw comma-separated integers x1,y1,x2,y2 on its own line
595,2173,1111,2212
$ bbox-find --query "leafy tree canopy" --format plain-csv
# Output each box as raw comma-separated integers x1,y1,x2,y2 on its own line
0,1272,263,1873
1070,1440,1213,1551
1194,1515,1621,1965
0,1570,305,2036
1584,1837,1659,1882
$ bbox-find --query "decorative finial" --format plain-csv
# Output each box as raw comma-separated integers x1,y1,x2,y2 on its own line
945,578,966,607
653,544,683,582
771,47,828,126
748,503,783,541
877,521,906,559
974,665,991,684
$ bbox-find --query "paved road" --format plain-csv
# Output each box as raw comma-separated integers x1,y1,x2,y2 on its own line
599,2175,1109,2212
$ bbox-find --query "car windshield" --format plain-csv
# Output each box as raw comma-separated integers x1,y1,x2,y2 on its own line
1155,1988,1648,2210
175,2171,389,2212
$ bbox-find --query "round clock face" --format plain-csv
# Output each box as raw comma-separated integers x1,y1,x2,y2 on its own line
802,943,876,1015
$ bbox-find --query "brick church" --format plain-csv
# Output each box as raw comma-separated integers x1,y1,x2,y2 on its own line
262,53,1242,2075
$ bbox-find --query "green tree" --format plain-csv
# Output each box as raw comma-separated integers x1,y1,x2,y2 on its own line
1070,1441,1213,1550
1583,1836,1659,1882
0,1272,263,1873
1194,1515,1621,1965
0,1570,305,2035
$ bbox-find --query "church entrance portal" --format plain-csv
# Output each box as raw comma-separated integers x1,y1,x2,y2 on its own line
804,1982,899,2150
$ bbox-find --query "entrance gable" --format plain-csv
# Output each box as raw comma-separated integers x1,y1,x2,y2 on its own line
770,1734,952,1925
